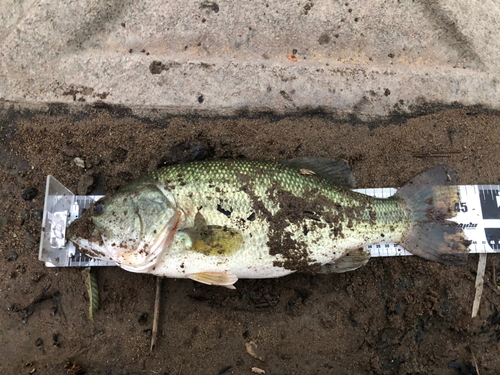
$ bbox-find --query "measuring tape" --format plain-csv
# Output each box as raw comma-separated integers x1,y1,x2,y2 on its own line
39,176,500,267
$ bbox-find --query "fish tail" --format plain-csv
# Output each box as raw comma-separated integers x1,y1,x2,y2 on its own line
395,166,470,265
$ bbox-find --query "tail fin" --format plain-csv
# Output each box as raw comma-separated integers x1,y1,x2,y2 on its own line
395,166,470,266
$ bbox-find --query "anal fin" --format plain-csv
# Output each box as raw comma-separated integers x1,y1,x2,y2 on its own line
321,247,370,274
189,271,238,289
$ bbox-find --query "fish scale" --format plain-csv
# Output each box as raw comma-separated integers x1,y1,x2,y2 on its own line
143,160,412,278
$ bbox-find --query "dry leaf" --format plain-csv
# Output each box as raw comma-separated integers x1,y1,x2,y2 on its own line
245,341,265,362
85,267,99,322
299,168,315,175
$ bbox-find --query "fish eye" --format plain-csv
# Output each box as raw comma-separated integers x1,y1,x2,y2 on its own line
93,203,104,216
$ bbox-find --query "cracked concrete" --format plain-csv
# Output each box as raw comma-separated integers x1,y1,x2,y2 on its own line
1,0,499,119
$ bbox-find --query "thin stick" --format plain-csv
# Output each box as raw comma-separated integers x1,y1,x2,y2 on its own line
150,277,162,351
411,151,460,158
472,254,487,318
493,259,496,288
470,348,480,375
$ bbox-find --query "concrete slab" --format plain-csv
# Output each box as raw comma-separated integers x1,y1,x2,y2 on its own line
1,0,499,119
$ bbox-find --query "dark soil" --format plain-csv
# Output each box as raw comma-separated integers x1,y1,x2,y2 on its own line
1,107,500,374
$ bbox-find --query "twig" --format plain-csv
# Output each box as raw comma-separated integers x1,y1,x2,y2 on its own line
178,364,183,375
493,259,496,288
470,347,480,375
411,150,461,158
150,277,162,351
472,254,487,318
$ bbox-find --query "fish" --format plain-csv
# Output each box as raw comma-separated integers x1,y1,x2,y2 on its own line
67,158,470,289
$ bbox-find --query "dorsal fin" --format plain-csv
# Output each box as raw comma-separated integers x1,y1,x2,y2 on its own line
280,157,356,188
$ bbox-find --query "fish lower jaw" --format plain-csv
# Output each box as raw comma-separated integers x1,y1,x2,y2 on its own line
71,238,113,262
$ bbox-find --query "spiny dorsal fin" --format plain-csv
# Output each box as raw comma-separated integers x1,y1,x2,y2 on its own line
320,247,370,273
280,157,356,188
189,272,238,289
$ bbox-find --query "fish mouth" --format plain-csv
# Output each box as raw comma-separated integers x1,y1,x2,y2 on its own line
103,210,183,273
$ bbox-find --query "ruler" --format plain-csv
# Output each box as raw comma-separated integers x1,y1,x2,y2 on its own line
39,176,500,267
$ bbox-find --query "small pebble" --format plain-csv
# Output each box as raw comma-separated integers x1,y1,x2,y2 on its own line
77,174,95,195
24,230,36,250
6,251,18,261
21,188,38,201
74,157,85,168
22,210,30,221
62,147,78,157
138,313,148,325
32,210,43,221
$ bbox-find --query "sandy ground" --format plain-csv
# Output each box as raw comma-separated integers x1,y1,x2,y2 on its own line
1,105,500,374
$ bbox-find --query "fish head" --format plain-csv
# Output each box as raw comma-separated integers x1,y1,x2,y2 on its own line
67,180,180,272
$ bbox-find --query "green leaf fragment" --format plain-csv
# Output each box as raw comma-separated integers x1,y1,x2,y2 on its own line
85,267,99,322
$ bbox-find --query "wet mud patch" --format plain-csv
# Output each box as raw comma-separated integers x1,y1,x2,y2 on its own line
1,107,500,373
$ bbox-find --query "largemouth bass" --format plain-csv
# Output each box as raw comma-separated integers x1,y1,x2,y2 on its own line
67,158,469,289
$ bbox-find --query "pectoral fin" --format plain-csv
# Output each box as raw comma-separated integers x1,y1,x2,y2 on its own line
181,211,243,256
321,247,370,273
189,271,238,289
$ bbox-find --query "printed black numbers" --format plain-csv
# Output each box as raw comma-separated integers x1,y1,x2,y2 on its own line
454,202,468,213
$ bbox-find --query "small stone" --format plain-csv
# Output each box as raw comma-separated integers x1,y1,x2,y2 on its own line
21,188,38,201
32,210,43,221
61,147,78,157
22,210,30,221
6,251,18,261
77,174,95,195
138,313,148,325
74,157,85,168
24,229,36,250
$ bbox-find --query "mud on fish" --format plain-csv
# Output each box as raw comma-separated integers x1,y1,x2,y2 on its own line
67,158,470,289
